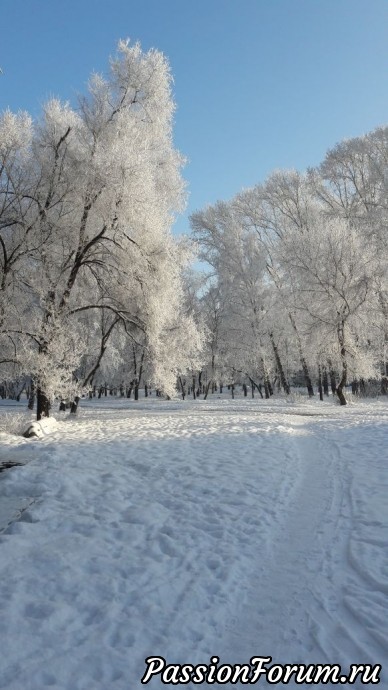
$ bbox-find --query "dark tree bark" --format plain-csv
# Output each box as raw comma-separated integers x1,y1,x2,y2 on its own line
197,370,202,397
82,317,120,389
37,386,50,420
301,357,314,397
70,396,80,414
137,352,145,397
270,333,290,395
203,381,211,400
28,379,35,411
352,380,359,395
322,366,329,396
381,359,388,394
317,364,323,401
335,321,347,405
178,376,186,400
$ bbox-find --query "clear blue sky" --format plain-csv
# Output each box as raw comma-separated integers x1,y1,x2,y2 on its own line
1,0,388,235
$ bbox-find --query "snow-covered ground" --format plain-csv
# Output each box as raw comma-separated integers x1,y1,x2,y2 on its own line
0,395,387,689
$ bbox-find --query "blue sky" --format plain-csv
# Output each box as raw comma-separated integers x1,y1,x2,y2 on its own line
1,0,388,235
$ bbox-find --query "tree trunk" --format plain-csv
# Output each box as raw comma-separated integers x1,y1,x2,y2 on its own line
82,317,120,389
28,379,35,411
317,363,323,401
36,386,50,421
269,333,290,395
70,396,80,414
178,376,186,400
322,366,329,396
203,381,211,400
352,380,359,395
137,352,145,393
328,360,336,395
261,357,272,398
300,357,314,397
288,312,313,397
336,321,347,405
381,360,388,394
336,383,347,406
248,375,263,399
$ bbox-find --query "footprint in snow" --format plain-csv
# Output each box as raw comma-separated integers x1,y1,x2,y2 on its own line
157,533,179,557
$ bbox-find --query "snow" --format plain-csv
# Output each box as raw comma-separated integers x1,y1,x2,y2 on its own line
0,396,387,689
23,416,60,438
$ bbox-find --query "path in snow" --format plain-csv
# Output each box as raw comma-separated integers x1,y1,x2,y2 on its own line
0,398,387,689
220,412,388,688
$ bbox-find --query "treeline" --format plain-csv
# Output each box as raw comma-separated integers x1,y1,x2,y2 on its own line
190,125,388,405
2,43,387,413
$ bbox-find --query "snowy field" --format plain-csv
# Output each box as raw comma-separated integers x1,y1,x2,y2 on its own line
0,395,387,689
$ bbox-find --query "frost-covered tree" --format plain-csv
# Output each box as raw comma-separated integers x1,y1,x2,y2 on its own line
192,152,383,405
276,213,376,404
191,201,285,396
0,41,202,416
235,172,317,396
310,126,388,392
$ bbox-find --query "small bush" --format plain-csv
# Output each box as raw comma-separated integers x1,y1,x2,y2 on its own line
0,411,34,436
